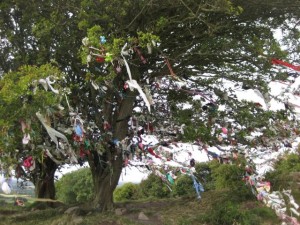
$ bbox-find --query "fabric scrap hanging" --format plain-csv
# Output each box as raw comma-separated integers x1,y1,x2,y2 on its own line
164,57,176,78
166,172,175,185
21,120,31,145
147,147,161,159
144,86,154,106
1,180,11,195
154,169,172,191
43,148,64,165
121,43,152,112
38,77,59,94
271,59,300,72
23,156,35,171
36,112,78,164
73,116,85,142
36,112,69,148
191,174,204,199
126,79,151,112
121,43,133,81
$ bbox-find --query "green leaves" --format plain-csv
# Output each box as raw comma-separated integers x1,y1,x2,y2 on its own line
55,168,94,204
0,64,64,169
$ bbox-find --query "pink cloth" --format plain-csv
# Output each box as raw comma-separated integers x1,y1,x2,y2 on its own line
221,127,228,134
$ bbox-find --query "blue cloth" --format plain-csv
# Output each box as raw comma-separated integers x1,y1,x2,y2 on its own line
100,36,106,44
191,175,204,199
75,124,83,136
208,151,219,159
113,138,119,145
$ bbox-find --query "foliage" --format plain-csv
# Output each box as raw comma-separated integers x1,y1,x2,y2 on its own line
113,182,140,202
209,161,253,201
138,174,171,199
265,153,300,191
173,175,195,197
55,168,94,204
0,64,65,174
195,162,214,191
1,0,300,209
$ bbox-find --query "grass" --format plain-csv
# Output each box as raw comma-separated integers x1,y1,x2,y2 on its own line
0,189,281,225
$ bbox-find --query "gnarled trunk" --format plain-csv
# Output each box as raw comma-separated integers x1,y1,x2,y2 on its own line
33,157,57,204
89,80,137,211
91,152,123,211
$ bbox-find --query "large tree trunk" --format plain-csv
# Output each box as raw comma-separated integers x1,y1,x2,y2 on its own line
33,157,57,204
89,81,137,211
91,153,123,211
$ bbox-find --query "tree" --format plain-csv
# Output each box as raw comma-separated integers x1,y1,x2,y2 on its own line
0,0,300,211
0,64,74,200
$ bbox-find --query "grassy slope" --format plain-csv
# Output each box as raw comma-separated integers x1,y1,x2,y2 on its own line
0,189,280,225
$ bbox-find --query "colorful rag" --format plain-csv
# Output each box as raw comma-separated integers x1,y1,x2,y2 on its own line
166,173,175,185
23,156,33,168
271,59,300,72
100,36,106,44
191,175,204,199
75,124,83,137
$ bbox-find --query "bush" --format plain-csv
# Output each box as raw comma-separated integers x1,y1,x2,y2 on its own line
265,153,300,205
139,173,171,199
55,168,94,204
195,162,214,191
265,153,300,189
209,161,253,201
113,183,140,201
173,175,195,197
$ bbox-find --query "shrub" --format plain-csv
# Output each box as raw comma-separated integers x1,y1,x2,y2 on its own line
195,162,214,190
55,168,94,204
173,174,195,197
265,153,300,189
113,182,140,201
209,161,253,201
139,173,171,199
265,153,300,205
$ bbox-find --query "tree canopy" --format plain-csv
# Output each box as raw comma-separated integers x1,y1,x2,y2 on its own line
0,0,300,211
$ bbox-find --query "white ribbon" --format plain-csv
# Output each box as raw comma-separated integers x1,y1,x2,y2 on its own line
1,181,11,195
21,120,31,145
82,37,89,46
36,112,78,163
121,43,132,81
38,79,48,91
46,77,59,94
126,80,151,112
44,149,64,165
91,80,99,90
36,112,69,148
38,77,59,94
144,86,153,105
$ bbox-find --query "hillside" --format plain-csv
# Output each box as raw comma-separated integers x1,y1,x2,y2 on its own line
0,189,280,225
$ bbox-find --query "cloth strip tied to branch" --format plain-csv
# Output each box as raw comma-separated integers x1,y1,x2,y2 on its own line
271,59,300,72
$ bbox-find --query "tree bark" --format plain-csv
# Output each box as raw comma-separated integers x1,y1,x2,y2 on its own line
33,157,57,205
92,153,123,211
90,80,137,211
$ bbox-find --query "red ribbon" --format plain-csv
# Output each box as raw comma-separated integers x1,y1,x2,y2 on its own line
271,59,300,72
23,156,33,168
165,58,176,77
148,147,161,159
